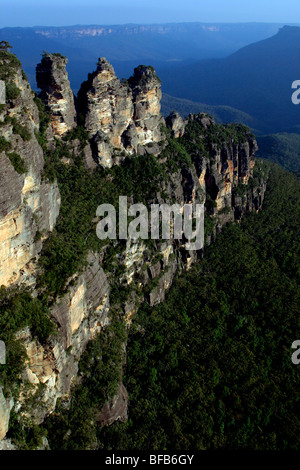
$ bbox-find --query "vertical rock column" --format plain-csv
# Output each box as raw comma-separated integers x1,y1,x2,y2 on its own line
36,53,76,137
77,59,165,167
78,58,134,167
128,65,164,150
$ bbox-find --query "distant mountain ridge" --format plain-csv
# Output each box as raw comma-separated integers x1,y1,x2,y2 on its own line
0,22,292,89
161,93,259,128
159,26,300,134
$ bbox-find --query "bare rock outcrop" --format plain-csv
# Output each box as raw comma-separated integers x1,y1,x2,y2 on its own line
97,383,128,427
185,114,259,214
128,65,164,150
0,80,5,104
0,388,14,442
0,50,269,446
36,53,77,137
0,57,60,287
165,110,186,138
78,59,164,167
14,252,110,425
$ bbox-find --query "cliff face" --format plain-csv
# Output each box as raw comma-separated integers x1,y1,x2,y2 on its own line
0,57,60,287
15,252,110,426
128,65,163,149
0,51,268,447
184,114,263,219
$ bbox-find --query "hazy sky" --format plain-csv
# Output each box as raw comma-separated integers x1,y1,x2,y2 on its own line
1,0,300,27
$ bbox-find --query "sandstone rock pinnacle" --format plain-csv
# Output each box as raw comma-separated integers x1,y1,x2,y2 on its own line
36,53,77,137
78,60,164,167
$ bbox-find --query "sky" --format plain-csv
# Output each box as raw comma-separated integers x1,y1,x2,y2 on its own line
1,0,300,27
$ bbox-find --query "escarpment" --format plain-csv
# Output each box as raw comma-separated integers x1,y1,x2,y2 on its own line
0,52,60,288
181,114,265,229
0,49,269,448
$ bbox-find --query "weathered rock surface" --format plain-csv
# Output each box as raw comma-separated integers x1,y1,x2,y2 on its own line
13,252,110,425
166,110,186,138
128,65,164,150
78,58,134,167
0,388,14,442
186,114,260,214
97,383,128,427
0,438,18,450
0,61,60,287
78,60,164,167
36,53,77,137
0,51,268,446
0,80,5,104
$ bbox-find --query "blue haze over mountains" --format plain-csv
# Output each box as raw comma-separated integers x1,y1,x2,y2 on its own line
0,23,289,88
2,22,300,136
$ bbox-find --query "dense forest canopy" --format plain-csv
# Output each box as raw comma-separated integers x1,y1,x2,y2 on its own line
43,160,300,450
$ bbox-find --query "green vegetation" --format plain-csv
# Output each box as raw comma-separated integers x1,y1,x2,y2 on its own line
0,115,31,141
0,287,56,396
33,107,179,300
34,113,253,303
0,41,12,52
0,136,12,152
32,156,299,451
44,312,126,450
6,115,31,140
33,96,50,135
159,136,192,171
52,52,66,59
232,182,248,199
0,45,22,101
5,82,21,100
42,51,66,60
96,163,300,450
37,147,170,298
177,117,254,171
257,133,300,175
0,48,21,81
7,151,26,174
6,412,46,450
161,93,256,125
1,84,297,451
205,193,217,214
183,117,254,150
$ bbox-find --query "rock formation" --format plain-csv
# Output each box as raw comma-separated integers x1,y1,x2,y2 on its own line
165,110,186,138
14,252,110,425
0,55,60,287
36,53,77,137
0,50,268,447
184,113,261,216
77,59,164,167
128,65,164,149
0,80,5,104
97,383,128,427
0,388,13,441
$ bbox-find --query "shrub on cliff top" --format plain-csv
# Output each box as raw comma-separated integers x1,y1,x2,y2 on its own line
0,47,21,82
